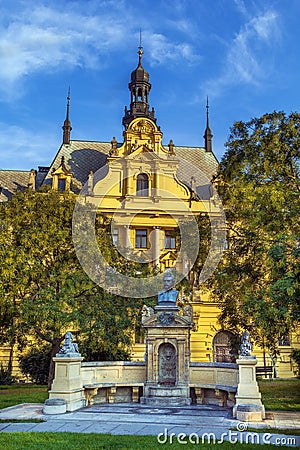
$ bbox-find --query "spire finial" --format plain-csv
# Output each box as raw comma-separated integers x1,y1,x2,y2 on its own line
138,28,143,66
206,96,209,128
66,86,71,120
62,86,72,145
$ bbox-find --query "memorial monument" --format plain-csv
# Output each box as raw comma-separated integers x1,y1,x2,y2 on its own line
233,332,265,421
141,270,194,406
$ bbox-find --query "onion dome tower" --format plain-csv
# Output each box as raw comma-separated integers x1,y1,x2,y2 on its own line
122,44,157,129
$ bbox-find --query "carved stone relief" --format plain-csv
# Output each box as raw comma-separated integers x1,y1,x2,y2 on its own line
158,343,176,386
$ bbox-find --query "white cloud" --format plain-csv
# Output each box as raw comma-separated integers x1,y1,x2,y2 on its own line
147,32,200,66
202,8,280,98
0,1,198,100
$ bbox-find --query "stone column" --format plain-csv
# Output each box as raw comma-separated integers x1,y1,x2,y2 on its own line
124,225,131,249
153,227,161,268
233,357,265,421
49,356,85,412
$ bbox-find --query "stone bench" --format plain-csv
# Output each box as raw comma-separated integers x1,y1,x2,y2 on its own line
83,382,144,405
190,383,237,407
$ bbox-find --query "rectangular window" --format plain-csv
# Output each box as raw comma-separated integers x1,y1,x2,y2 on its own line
58,178,66,191
136,229,147,248
164,230,176,249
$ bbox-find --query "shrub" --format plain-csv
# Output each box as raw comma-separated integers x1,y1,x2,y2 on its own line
0,364,15,385
19,346,51,385
290,349,300,377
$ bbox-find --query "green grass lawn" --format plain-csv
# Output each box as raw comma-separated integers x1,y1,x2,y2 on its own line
0,384,48,410
0,433,286,450
258,378,300,411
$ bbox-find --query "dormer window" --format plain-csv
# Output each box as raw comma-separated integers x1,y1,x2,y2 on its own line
58,178,66,191
136,173,149,196
51,156,73,191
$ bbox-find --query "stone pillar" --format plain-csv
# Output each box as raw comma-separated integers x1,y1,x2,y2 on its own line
153,227,161,268
49,356,85,412
233,357,265,421
124,225,131,249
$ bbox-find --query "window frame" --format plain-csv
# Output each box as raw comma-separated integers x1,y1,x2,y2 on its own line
164,230,176,249
136,173,149,197
135,229,148,249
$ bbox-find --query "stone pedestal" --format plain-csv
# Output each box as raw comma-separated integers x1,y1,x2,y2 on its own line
140,304,193,406
233,357,265,421
49,356,86,412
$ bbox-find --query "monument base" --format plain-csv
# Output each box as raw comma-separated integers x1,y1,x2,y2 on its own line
236,404,265,422
233,357,265,421
140,396,191,406
141,385,191,406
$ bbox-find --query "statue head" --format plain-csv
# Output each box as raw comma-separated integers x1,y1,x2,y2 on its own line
65,331,74,340
242,331,250,342
163,269,175,291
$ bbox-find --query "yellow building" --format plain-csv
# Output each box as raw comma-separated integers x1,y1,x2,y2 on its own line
0,47,298,378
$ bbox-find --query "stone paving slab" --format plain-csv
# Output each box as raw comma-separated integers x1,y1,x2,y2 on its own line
0,423,39,432
79,422,121,434
0,403,45,420
49,420,96,433
109,422,151,435
24,421,69,432
133,423,175,436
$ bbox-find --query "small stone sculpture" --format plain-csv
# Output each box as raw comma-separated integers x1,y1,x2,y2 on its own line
240,331,252,357
56,331,81,357
87,171,94,196
109,137,118,156
182,304,193,323
141,305,154,323
158,270,178,304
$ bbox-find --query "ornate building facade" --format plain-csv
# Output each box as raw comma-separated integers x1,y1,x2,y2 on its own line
0,47,297,378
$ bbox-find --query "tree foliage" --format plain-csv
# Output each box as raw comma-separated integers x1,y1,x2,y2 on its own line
208,111,300,357
0,189,154,387
19,344,52,385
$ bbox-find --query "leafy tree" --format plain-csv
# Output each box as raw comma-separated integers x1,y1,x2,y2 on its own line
207,111,300,358
19,344,52,384
0,189,155,388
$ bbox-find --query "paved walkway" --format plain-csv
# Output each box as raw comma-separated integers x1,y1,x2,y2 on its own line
0,403,299,446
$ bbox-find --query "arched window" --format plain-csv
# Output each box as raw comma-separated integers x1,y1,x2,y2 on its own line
136,173,149,196
212,331,237,363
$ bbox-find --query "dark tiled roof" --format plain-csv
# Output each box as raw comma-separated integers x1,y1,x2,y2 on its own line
1,140,218,200
175,146,218,200
0,170,30,201
43,141,111,188
42,141,218,196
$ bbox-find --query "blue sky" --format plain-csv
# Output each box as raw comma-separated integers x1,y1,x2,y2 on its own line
0,0,299,170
